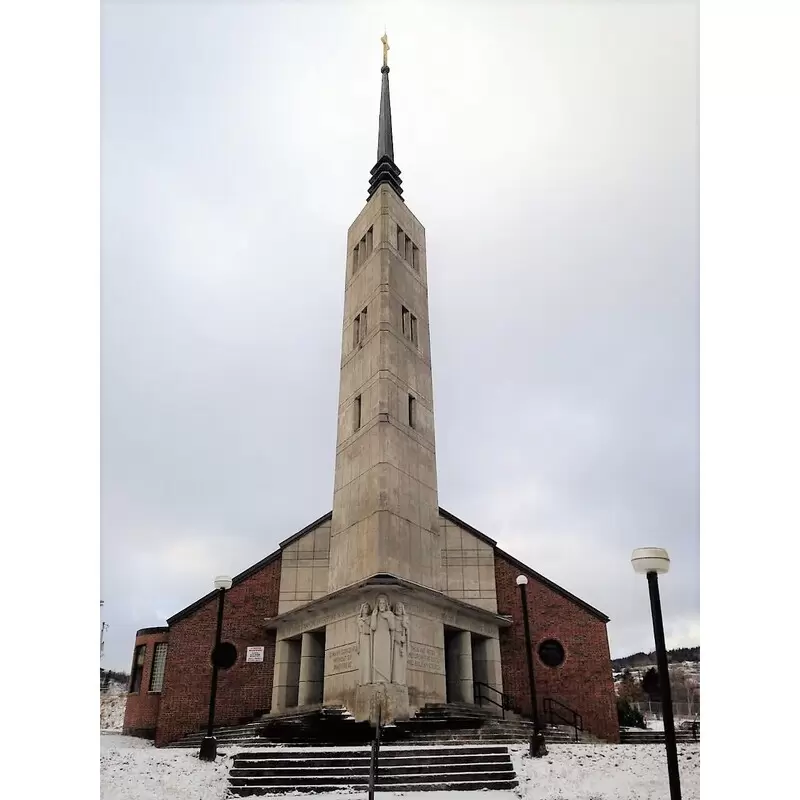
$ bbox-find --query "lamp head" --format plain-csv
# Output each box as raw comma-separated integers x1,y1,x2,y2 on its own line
214,575,233,590
516,575,529,587
631,548,670,576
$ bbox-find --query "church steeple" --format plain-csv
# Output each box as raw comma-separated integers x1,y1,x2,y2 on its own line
368,34,403,201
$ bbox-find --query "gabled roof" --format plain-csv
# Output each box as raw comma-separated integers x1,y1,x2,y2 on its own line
438,506,497,546
166,506,609,626
167,512,332,626
439,506,609,623
278,511,333,549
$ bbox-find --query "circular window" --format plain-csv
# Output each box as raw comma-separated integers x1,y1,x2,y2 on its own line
538,639,565,668
211,642,238,670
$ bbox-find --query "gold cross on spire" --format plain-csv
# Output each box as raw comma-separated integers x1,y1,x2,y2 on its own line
381,31,390,67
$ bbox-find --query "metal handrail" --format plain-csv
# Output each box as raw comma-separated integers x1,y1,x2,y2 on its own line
542,697,583,742
473,682,514,720
368,705,382,800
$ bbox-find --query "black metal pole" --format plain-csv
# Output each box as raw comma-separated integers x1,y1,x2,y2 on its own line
519,581,546,757
647,572,682,800
199,587,227,761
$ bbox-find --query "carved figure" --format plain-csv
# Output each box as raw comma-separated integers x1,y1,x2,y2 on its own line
392,601,410,686
356,601,372,685
370,594,396,683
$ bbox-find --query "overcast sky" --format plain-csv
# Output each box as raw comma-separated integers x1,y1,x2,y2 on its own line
101,0,698,671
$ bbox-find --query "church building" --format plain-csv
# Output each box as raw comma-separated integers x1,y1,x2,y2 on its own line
123,45,619,747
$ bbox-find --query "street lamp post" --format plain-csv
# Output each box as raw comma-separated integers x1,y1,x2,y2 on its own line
516,575,546,757
631,548,681,800
199,575,233,762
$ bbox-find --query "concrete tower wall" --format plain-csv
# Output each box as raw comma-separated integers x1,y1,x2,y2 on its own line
329,185,441,592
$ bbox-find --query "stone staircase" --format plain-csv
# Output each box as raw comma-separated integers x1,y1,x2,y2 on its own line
172,706,362,749
403,702,595,744
227,744,518,795
170,701,594,749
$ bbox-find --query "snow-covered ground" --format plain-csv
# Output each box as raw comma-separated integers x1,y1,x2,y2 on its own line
101,682,128,731
511,742,699,799
101,734,234,800
100,735,700,800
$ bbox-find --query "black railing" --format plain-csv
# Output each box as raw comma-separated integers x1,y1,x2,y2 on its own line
368,706,382,800
542,697,583,742
473,682,514,720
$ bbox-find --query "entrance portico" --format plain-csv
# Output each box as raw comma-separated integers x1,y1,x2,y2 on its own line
266,574,509,723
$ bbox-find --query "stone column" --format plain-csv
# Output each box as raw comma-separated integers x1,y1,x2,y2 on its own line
452,630,474,704
297,632,325,707
271,638,301,713
483,636,504,698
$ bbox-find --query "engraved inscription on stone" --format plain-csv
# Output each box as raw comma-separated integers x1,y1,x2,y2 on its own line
408,642,443,673
327,644,358,674
401,601,495,637
281,605,353,639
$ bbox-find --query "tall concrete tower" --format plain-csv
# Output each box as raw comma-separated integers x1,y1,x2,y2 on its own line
328,51,441,594
268,42,507,724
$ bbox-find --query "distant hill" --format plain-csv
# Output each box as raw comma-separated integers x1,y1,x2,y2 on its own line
612,646,699,670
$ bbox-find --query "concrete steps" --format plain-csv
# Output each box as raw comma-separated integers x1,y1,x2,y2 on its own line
227,745,518,795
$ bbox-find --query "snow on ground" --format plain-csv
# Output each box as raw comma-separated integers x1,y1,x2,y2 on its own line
510,743,700,800
101,682,129,731
101,734,238,800
100,736,700,800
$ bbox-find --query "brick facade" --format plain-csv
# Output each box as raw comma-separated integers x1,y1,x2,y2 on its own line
495,551,619,743
122,627,169,738
154,553,282,746
124,518,618,746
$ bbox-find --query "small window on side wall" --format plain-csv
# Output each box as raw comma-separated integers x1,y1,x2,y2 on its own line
149,643,168,693
408,394,416,429
354,395,362,431
129,644,146,694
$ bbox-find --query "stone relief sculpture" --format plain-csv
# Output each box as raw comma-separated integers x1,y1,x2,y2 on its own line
370,594,396,683
356,595,410,686
356,602,372,686
392,601,409,686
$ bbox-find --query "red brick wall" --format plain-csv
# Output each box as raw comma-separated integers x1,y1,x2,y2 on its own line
154,554,282,746
122,628,170,738
495,552,619,743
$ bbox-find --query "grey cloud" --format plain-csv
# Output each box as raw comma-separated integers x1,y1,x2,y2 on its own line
101,0,697,670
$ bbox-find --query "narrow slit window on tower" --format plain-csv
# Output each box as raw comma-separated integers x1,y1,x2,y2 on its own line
410,313,418,346
408,394,416,429
401,306,410,336
353,314,361,348
412,244,420,271
397,227,405,254
366,226,373,253
354,395,362,431
405,236,413,263
360,306,368,338
352,246,359,274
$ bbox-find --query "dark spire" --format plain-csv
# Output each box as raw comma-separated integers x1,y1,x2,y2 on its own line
368,36,403,201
